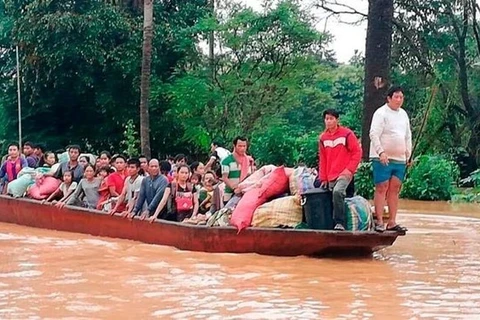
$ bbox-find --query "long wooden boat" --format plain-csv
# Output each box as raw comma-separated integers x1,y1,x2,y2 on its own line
0,195,403,257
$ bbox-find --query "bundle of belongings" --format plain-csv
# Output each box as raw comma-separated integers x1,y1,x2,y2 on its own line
6,166,60,199
203,165,373,232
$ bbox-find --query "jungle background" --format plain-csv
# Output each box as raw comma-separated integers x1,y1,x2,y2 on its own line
0,0,479,201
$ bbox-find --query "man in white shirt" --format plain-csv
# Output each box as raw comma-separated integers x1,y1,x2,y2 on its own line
205,140,231,172
369,86,411,233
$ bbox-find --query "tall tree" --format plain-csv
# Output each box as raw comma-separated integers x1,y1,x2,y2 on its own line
139,0,153,158
315,0,394,159
362,0,394,159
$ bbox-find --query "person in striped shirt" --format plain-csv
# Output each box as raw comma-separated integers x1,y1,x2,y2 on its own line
221,136,253,203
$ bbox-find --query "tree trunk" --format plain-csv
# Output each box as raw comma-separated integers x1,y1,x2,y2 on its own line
139,0,153,158
361,0,394,160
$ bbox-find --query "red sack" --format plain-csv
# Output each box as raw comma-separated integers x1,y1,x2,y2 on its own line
258,166,289,202
231,166,289,232
28,177,61,200
230,189,260,232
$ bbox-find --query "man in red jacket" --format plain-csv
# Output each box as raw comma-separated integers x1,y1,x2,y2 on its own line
319,109,362,231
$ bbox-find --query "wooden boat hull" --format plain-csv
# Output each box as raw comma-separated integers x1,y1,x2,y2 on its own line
0,196,402,257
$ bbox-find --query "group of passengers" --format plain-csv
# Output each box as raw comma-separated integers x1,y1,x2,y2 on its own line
0,86,410,232
0,138,255,225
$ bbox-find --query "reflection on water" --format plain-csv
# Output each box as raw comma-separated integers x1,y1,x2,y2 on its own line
0,212,480,319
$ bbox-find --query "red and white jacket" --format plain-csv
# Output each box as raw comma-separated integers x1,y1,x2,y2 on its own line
319,126,362,182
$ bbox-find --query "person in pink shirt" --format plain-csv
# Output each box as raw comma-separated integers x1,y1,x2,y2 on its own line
0,143,28,193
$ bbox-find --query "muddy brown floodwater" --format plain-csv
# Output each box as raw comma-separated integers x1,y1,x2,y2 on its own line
0,201,479,319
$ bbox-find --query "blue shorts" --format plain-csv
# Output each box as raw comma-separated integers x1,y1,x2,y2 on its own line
372,159,406,184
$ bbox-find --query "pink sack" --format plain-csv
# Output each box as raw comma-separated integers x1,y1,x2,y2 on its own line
230,188,261,232
28,177,61,200
238,165,277,192
231,166,290,232
258,166,289,202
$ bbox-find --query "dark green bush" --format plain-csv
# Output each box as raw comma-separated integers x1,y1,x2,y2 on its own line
250,126,319,167
354,162,375,199
401,155,459,201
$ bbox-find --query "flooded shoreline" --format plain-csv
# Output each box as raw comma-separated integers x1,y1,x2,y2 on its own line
0,202,479,319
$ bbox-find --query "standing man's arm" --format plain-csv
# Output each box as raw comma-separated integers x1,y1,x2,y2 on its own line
370,110,389,165
405,115,413,161
319,136,327,185
346,132,362,174
205,152,218,172
221,158,237,192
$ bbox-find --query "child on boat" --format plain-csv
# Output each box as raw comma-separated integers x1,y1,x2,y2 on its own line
42,171,77,206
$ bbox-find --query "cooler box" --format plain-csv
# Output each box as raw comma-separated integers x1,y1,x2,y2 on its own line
301,188,334,230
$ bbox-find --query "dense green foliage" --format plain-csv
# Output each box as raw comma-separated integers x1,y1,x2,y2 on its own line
0,0,479,201
401,155,459,201
354,162,375,200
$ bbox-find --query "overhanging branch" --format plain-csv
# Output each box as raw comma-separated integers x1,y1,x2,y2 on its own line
314,0,367,19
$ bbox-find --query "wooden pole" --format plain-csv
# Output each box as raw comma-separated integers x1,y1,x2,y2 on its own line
16,46,22,147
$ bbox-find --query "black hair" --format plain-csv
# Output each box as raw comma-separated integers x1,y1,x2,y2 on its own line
99,151,111,158
23,141,35,148
212,140,222,147
386,86,404,98
8,142,20,149
127,158,141,168
233,136,248,146
159,160,172,175
176,164,191,173
190,173,202,182
138,155,148,161
79,155,90,164
113,154,127,162
34,143,46,153
96,165,114,175
69,145,82,153
190,161,200,172
167,156,175,161
322,109,340,119
41,151,58,165
63,170,74,181
84,163,96,172
174,154,186,163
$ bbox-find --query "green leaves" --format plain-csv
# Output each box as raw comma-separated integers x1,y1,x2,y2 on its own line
401,155,459,201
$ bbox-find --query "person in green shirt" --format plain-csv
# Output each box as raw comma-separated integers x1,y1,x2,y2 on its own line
221,136,253,203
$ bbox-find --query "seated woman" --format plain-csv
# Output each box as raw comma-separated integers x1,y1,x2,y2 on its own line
38,151,59,172
198,171,217,215
78,155,90,169
96,151,112,171
190,161,205,176
96,166,114,211
0,143,28,193
59,164,101,209
42,171,77,206
148,165,199,223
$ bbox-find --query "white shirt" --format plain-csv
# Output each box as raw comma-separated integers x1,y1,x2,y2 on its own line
126,175,144,202
369,104,412,162
214,147,231,162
